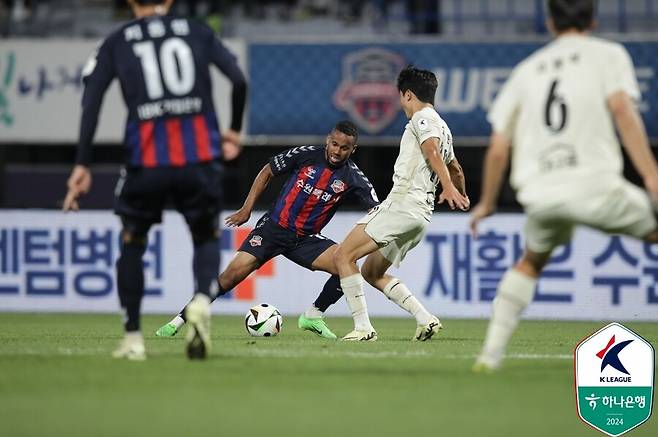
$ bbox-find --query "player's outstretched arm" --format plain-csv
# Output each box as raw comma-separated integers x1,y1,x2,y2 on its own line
420,137,470,211
448,157,467,197
469,132,510,237
608,90,658,200
225,163,274,227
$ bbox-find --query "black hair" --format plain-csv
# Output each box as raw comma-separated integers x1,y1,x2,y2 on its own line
548,0,595,32
333,120,359,142
396,65,438,105
133,0,167,5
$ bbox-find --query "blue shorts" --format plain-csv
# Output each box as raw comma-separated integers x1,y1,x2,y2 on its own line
238,214,335,270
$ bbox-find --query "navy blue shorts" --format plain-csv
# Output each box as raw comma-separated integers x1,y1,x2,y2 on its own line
238,215,335,270
114,161,223,227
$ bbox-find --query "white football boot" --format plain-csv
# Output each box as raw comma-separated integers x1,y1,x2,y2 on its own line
413,316,443,341
184,294,211,359
341,329,378,341
112,332,146,361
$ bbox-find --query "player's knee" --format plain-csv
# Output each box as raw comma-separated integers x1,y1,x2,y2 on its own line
643,228,658,243
190,219,219,245
220,266,244,288
515,252,548,278
361,263,379,286
120,229,147,248
333,245,349,267
120,218,150,248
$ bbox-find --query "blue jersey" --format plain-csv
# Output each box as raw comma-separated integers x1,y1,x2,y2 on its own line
77,14,247,168
268,146,379,235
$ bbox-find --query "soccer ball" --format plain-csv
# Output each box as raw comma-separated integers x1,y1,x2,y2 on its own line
245,303,283,337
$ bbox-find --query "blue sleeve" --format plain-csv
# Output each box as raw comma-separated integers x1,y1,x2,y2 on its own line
349,163,380,209
209,35,248,132
76,39,116,165
268,146,315,177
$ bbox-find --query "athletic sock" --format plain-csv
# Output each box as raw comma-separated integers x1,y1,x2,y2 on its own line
179,280,227,323
304,306,323,318
340,274,374,332
169,315,185,329
382,279,432,325
313,275,342,312
116,239,146,332
192,238,220,299
480,268,536,363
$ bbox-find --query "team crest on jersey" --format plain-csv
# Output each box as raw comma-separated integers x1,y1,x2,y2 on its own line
330,180,346,193
249,235,263,247
333,48,406,134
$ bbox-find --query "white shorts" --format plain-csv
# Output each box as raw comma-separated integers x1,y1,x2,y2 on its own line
524,181,656,253
357,198,429,267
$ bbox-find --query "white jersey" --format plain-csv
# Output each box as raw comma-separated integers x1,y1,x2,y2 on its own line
388,106,455,216
488,34,640,207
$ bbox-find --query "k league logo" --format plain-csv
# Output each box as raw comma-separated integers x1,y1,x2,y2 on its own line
597,335,633,377
575,323,654,436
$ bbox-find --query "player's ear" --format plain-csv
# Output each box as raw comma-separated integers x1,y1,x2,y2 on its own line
545,18,556,35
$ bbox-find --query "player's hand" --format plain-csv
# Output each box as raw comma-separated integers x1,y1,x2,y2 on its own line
469,202,495,238
222,129,242,161
63,165,92,212
225,207,250,227
438,184,470,211
644,174,658,202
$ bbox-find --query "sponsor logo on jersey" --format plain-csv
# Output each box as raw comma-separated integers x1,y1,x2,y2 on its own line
333,48,406,134
418,118,429,131
303,166,317,179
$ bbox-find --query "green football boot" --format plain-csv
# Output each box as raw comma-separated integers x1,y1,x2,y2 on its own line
297,314,337,339
155,322,179,337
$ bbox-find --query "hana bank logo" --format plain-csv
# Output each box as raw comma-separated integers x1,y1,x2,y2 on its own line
333,48,406,134
219,227,274,301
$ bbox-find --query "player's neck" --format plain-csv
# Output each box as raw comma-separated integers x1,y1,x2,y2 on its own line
409,102,434,118
132,5,168,18
555,29,589,38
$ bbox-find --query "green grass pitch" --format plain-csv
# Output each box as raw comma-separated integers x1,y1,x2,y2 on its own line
0,313,655,437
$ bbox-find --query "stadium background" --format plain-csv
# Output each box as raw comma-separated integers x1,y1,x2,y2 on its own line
0,2,656,437
1,0,657,321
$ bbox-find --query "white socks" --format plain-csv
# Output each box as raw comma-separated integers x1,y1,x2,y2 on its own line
340,274,374,331
382,279,433,325
170,315,185,329
304,305,324,319
480,269,536,365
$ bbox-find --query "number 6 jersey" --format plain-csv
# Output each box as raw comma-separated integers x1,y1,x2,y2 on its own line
77,14,247,168
487,34,641,207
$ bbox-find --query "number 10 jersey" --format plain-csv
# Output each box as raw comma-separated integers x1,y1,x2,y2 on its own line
79,15,246,168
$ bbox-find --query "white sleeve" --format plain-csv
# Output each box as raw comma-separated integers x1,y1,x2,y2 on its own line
602,44,640,101
487,66,522,137
411,112,443,146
